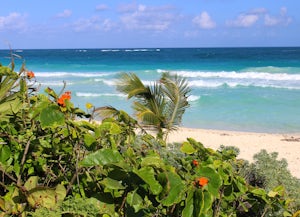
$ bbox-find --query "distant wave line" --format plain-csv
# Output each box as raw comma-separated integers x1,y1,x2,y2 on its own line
188,80,300,90
39,81,74,86
101,49,160,52
157,70,300,81
35,72,114,78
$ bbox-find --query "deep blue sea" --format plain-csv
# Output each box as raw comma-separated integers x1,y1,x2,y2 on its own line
1,47,300,133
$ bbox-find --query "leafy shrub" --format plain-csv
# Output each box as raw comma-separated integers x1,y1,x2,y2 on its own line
239,150,300,214
0,61,297,216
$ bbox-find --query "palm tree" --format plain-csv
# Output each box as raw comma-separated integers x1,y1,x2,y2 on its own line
115,72,191,140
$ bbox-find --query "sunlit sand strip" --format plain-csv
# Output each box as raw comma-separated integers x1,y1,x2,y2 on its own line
167,127,300,178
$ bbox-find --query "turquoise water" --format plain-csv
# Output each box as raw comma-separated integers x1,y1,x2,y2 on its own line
1,47,300,133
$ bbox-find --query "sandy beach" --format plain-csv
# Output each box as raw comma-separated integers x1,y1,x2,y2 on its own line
167,128,300,178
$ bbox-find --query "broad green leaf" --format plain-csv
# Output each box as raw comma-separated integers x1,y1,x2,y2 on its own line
194,189,214,217
0,145,11,163
158,171,185,206
26,184,66,209
84,133,96,147
269,185,285,197
0,96,22,117
180,141,197,154
234,176,248,194
134,167,162,195
196,166,222,197
182,189,194,217
27,188,57,209
100,177,125,190
251,188,267,196
126,189,143,213
141,155,165,169
39,105,65,129
24,176,39,191
99,122,122,135
85,197,116,215
80,149,124,167
55,184,66,204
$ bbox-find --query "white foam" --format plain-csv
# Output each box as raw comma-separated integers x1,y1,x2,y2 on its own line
35,72,113,78
40,81,74,86
188,95,200,102
169,70,300,81
188,80,300,90
94,78,116,86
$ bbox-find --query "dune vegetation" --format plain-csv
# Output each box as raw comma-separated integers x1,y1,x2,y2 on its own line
0,58,299,216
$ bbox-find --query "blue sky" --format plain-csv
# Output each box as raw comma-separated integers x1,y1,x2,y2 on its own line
0,0,299,48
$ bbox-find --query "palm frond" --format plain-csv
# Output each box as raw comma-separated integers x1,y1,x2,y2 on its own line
116,73,151,99
133,101,162,127
160,72,191,129
93,106,120,119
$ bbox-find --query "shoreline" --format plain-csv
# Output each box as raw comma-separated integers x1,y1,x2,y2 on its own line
167,127,300,178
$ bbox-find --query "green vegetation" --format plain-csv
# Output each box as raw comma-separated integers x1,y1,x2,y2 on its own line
115,72,190,141
0,61,299,216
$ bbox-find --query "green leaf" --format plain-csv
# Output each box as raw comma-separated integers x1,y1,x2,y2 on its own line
134,167,162,195
100,177,125,190
99,122,122,135
39,105,65,129
55,184,66,204
251,188,267,196
194,189,214,217
180,141,197,154
196,167,222,197
0,145,11,164
158,171,185,206
80,149,124,167
182,189,194,217
234,176,248,194
141,155,165,169
26,183,66,209
126,189,143,213
84,133,96,147
24,176,39,191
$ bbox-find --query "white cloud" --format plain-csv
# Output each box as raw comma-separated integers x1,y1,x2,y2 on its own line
227,7,292,28
264,7,292,26
96,4,109,11
118,3,138,13
193,11,216,29
73,16,115,32
226,14,259,27
0,12,27,31
56,9,72,18
119,4,177,31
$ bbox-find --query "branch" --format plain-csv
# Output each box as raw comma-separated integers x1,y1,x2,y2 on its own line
17,136,32,186
0,166,17,183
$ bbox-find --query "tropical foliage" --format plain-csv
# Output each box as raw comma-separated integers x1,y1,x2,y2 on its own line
0,61,299,216
114,72,190,140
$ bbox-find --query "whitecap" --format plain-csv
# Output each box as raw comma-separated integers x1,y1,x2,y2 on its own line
35,72,114,78
188,95,200,102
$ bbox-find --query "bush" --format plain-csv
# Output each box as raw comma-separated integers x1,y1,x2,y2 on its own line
239,150,300,214
0,62,296,216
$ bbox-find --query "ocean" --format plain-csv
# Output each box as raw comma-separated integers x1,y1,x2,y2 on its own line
1,47,300,133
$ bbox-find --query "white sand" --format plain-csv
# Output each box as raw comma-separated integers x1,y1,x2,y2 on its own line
167,127,300,178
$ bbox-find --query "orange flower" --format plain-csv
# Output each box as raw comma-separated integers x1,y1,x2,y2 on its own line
57,91,71,107
197,177,209,187
26,71,35,79
192,159,199,166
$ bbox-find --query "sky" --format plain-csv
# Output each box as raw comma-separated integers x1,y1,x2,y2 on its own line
0,0,299,49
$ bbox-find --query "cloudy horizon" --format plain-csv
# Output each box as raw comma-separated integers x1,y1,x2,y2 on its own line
0,1,299,49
